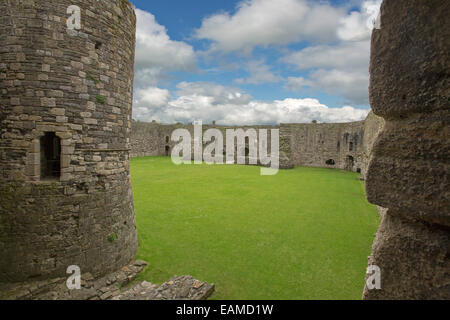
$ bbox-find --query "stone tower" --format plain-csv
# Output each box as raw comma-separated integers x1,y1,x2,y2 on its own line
0,0,138,282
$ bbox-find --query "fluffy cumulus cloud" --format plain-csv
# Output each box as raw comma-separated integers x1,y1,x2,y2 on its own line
234,60,283,85
134,9,197,87
283,41,371,105
282,1,382,106
132,1,381,124
337,0,382,41
133,87,171,120
133,82,369,125
282,41,370,71
195,0,344,54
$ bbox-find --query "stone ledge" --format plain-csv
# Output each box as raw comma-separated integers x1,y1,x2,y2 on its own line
0,261,215,301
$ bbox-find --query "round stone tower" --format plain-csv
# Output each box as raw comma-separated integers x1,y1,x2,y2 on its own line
0,0,138,282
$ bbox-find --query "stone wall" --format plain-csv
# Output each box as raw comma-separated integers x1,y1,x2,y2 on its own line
131,121,278,163
130,116,384,173
281,121,366,172
363,0,449,299
0,0,138,282
361,111,384,178
131,121,183,157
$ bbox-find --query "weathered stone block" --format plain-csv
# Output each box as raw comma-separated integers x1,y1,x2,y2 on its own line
84,118,98,125
50,108,65,116
366,112,449,226
40,97,56,107
363,212,449,299
70,61,83,70
369,0,450,119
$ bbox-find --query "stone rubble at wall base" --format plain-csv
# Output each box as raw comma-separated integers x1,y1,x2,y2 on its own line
0,260,215,300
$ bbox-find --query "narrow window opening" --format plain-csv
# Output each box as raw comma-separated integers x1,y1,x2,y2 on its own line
165,136,169,143
244,137,250,160
349,142,354,151
165,145,170,157
40,132,61,179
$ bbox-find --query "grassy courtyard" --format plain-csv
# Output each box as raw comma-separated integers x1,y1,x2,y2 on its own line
130,156,380,300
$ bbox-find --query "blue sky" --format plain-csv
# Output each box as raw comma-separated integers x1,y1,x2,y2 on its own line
130,0,382,125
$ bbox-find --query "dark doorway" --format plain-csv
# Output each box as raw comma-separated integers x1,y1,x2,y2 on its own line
40,132,61,179
346,155,354,171
326,159,335,166
165,145,170,156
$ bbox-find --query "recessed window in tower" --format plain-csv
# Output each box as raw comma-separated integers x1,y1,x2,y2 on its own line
40,132,61,179
349,142,354,151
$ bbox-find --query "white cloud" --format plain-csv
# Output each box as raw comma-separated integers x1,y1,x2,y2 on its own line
279,1,381,105
283,41,371,105
131,1,381,124
134,67,165,87
195,0,344,54
337,0,382,41
301,69,369,105
133,87,171,120
234,60,283,85
285,67,370,106
285,76,312,91
175,81,253,105
133,82,369,125
136,87,170,107
134,9,197,87
282,41,370,71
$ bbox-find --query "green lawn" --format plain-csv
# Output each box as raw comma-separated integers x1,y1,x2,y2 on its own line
130,156,380,300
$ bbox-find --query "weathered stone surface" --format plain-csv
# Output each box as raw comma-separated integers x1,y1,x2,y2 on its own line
281,121,366,172
366,111,449,226
130,121,279,167
364,0,449,299
113,276,215,301
130,114,384,174
363,212,449,299
369,0,449,119
0,0,138,282
361,111,384,179
0,261,215,301
0,260,147,300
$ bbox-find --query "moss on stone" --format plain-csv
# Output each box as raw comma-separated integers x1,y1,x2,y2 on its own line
108,233,117,243
96,95,106,104
86,72,99,84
